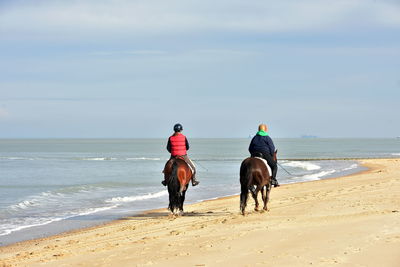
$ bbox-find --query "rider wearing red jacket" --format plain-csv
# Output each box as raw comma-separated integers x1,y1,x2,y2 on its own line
162,123,199,186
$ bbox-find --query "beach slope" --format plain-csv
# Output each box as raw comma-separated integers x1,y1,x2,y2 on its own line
1,158,399,266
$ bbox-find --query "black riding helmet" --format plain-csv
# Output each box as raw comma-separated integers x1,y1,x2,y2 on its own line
173,123,183,132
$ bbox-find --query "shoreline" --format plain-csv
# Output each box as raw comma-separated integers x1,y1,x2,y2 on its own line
1,158,400,266
0,159,365,247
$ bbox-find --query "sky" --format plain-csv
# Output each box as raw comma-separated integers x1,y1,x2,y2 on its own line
0,0,399,138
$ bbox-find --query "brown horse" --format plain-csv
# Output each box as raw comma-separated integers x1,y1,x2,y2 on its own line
239,152,277,215
163,157,192,215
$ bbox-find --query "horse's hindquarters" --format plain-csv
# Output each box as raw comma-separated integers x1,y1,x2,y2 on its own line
167,159,191,216
240,157,272,215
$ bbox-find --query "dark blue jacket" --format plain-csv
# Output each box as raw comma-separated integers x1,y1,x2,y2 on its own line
249,134,276,156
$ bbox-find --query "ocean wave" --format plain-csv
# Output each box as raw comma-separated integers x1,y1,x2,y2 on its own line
8,192,63,211
80,157,117,161
0,205,119,237
342,164,358,171
7,185,105,212
300,170,336,181
194,158,243,162
105,190,167,203
0,217,66,237
282,161,321,171
126,157,162,161
72,205,119,216
0,157,36,161
9,200,38,210
392,153,400,156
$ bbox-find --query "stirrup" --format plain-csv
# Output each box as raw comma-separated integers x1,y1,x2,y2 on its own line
192,180,199,186
161,180,167,186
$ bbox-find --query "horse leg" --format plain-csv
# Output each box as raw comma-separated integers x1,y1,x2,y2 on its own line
251,186,261,211
240,183,249,215
263,184,272,211
173,192,180,215
168,192,176,215
261,186,266,211
168,188,180,215
179,189,187,215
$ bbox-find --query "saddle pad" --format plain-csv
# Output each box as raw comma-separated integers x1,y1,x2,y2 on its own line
174,156,194,174
254,157,272,177
187,159,195,174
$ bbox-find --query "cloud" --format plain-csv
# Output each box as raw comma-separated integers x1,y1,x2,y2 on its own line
1,0,399,41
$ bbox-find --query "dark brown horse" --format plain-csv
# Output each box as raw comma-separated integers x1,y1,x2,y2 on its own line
163,157,192,215
239,152,277,215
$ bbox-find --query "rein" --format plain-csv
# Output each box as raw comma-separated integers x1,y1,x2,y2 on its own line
277,161,293,176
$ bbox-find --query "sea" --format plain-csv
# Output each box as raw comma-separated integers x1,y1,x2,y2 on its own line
1,138,399,246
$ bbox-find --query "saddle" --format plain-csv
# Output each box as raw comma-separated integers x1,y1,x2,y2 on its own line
174,156,195,174
163,156,194,175
251,152,264,158
251,154,272,177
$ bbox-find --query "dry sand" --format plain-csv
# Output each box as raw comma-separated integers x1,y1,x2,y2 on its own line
1,158,399,267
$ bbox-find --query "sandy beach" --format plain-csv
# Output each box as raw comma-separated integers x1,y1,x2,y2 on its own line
1,158,399,267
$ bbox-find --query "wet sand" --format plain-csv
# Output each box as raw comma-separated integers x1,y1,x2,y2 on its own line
1,158,399,266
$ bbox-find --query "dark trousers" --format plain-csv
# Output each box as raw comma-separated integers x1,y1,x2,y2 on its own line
251,152,278,182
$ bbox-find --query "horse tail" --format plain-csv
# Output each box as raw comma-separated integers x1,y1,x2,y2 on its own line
240,159,251,215
168,161,181,213
173,162,186,195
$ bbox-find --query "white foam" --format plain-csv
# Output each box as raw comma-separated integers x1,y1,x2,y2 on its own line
0,217,66,237
105,191,167,203
73,205,119,216
0,205,119,237
8,188,95,212
392,153,400,156
9,192,61,210
0,157,35,161
300,170,336,181
10,200,38,210
126,157,161,161
343,164,358,171
283,161,321,171
82,157,116,161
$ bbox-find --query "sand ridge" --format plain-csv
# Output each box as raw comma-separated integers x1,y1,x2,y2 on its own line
1,158,399,266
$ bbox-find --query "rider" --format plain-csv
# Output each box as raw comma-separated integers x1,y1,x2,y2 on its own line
161,123,199,186
248,124,280,187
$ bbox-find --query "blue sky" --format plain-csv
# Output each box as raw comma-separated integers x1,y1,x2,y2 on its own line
0,0,399,138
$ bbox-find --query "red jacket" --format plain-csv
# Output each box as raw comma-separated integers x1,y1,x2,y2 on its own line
167,133,189,156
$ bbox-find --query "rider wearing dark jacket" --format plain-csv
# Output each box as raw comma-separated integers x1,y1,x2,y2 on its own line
249,124,279,187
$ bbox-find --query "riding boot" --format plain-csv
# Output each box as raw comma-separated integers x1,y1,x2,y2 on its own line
191,175,200,186
272,177,280,187
161,170,168,186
